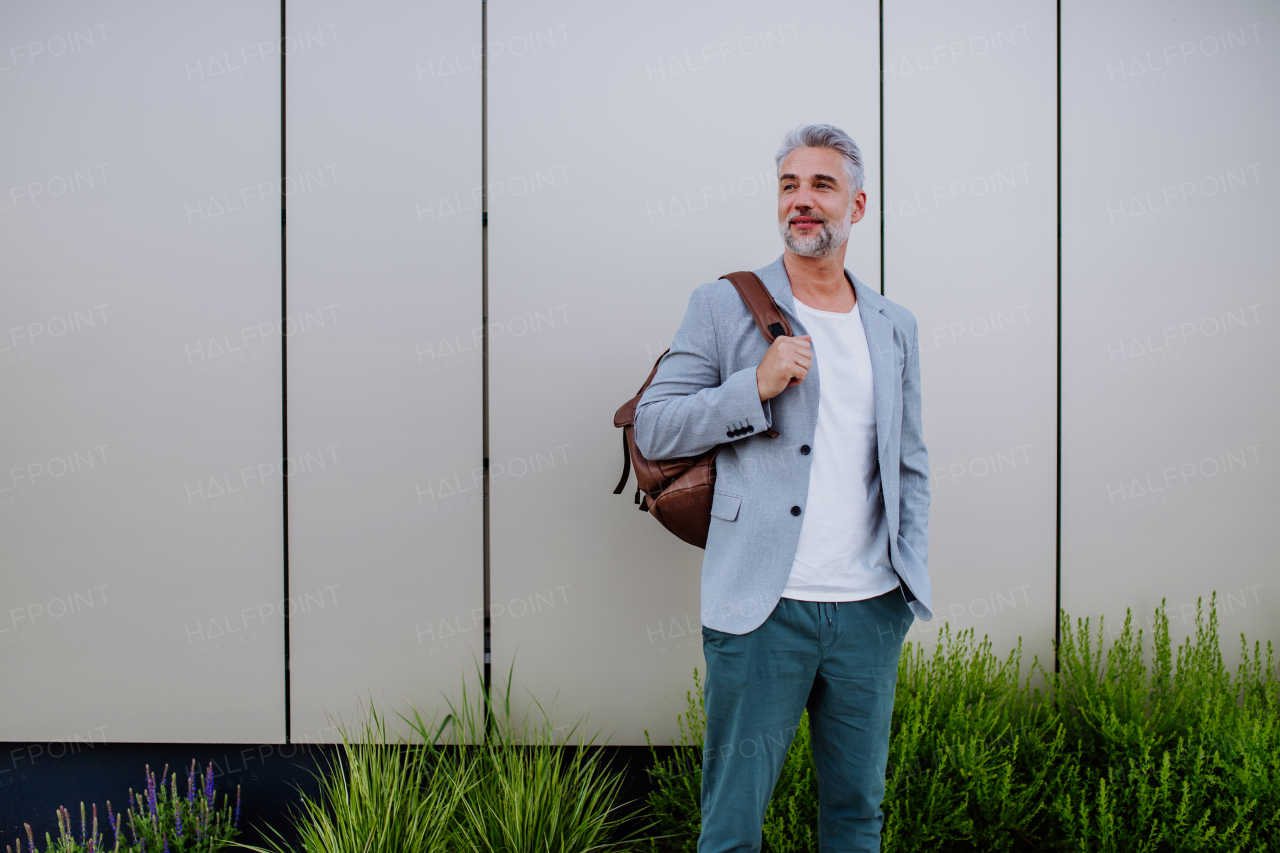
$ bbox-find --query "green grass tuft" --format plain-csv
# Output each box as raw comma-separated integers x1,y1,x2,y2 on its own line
248,664,642,853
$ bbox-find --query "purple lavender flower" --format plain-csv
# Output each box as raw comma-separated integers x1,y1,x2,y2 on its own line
187,761,197,807
198,771,210,842
234,785,241,827
146,766,159,822
80,802,86,844
175,803,182,840
108,805,122,853
205,762,215,802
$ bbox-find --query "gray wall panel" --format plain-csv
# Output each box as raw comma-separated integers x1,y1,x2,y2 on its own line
884,1,1058,663
5,0,1274,748
0,1,284,741
488,0,880,743
285,0,484,742
1062,1,1280,646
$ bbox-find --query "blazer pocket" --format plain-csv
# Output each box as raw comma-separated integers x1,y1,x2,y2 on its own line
710,491,741,521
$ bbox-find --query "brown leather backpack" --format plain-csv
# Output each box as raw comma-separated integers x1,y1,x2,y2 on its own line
613,271,793,548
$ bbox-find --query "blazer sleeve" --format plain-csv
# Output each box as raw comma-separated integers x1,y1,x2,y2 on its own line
634,287,772,461
896,319,931,578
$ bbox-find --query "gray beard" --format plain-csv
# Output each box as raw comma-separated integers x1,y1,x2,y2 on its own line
779,212,852,258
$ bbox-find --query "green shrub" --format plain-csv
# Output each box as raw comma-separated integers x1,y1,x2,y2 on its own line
644,597,1280,852
1047,597,1280,852
643,670,704,853
883,629,1065,853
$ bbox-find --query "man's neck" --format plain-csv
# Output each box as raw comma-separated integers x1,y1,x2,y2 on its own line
783,248,855,312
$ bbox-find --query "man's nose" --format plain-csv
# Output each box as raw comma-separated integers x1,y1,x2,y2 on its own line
792,188,818,208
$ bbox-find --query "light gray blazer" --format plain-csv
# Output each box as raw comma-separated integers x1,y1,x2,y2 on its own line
635,255,932,634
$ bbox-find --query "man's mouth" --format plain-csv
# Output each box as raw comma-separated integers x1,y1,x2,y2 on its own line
791,216,823,228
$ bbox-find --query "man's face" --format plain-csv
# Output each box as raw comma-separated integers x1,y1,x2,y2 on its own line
777,146,866,258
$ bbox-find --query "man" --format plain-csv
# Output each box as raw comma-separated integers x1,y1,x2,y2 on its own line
634,124,932,853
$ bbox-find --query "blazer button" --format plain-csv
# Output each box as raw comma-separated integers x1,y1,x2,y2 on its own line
790,506,801,516
800,445,810,455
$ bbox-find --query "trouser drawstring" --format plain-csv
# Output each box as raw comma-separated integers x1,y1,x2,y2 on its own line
818,601,840,626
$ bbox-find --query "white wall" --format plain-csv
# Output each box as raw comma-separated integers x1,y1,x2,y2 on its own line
0,0,284,742
487,0,880,743
1061,0,1280,647
884,0,1058,663
284,0,484,742
2,0,1277,745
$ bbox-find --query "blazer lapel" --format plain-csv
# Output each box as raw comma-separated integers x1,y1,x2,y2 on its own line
855,281,895,458
758,257,892,453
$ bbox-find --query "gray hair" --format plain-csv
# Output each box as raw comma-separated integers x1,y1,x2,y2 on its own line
775,124,865,195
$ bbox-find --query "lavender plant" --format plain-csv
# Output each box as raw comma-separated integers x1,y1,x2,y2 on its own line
7,761,240,853
9,804,106,853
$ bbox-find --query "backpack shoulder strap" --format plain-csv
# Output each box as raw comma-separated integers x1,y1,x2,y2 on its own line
612,349,667,494
720,271,787,438
612,271,786,484
720,271,793,342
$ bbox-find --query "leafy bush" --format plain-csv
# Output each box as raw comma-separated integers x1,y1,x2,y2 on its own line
645,597,1280,852
1046,598,1280,852
643,670,704,853
882,629,1065,852
8,761,239,853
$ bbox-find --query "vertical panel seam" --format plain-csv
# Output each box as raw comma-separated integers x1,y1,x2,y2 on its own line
280,0,291,742
879,0,885,296
481,0,492,711
1054,0,1063,673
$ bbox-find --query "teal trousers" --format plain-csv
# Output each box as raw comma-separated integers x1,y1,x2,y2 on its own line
698,590,914,853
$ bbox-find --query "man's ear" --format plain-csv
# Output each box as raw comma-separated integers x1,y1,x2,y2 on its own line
849,190,867,224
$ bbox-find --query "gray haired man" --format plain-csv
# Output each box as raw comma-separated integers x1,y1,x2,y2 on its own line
635,124,932,852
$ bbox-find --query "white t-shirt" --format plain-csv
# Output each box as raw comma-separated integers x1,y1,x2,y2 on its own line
781,298,899,602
